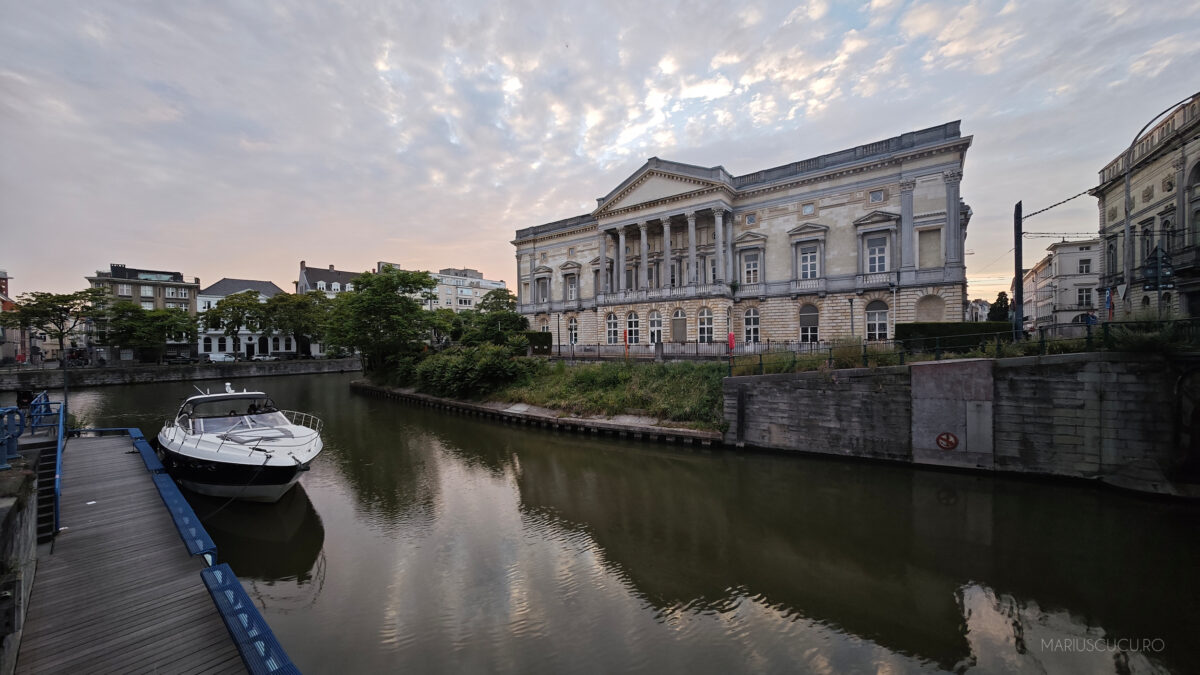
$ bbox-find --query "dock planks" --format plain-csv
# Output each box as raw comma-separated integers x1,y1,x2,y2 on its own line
16,435,244,674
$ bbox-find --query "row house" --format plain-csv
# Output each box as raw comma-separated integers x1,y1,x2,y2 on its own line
376,263,507,312
1092,91,1200,319
1019,239,1100,333
197,278,293,359
513,122,972,346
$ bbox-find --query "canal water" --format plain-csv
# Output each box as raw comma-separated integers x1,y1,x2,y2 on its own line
14,374,1200,673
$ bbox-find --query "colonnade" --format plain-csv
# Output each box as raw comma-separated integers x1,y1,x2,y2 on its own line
596,208,733,293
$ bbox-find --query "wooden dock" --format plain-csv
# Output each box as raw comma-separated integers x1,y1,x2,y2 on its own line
16,435,245,674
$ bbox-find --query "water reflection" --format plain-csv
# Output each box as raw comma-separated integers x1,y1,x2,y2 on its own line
41,375,1199,673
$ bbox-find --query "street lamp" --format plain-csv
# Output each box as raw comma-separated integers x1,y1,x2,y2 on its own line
1121,95,1193,317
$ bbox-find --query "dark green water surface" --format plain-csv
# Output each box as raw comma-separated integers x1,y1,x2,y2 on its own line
15,374,1199,673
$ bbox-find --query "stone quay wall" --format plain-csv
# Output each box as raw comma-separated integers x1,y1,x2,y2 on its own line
0,358,362,392
724,353,1192,497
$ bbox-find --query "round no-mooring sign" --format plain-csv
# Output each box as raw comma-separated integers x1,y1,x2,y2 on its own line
936,432,959,450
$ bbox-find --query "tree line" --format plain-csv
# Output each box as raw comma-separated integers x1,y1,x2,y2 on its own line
0,267,528,367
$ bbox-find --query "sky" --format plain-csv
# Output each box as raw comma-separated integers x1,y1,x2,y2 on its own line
2,0,1198,301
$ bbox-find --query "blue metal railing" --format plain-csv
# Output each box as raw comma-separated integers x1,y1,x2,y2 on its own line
0,406,23,470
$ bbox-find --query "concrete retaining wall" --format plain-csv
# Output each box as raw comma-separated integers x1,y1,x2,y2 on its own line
0,359,362,392
725,353,1195,497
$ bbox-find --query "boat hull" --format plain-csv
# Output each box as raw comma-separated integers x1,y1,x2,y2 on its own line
157,442,312,504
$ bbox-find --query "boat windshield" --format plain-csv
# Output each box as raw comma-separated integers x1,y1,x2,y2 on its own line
186,398,289,434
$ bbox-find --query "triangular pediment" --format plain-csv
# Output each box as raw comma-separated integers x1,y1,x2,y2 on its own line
733,231,769,244
594,159,730,216
558,260,582,271
788,222,829,237
532,265,553,275
854,210,901,226
586,256,613,266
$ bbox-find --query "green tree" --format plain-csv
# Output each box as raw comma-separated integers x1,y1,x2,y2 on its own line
0,287,108,367
105,302,198,364
988,292,1011,322
323,267,436,373
203,291,267,340
476,288,517,313
263,291,329,358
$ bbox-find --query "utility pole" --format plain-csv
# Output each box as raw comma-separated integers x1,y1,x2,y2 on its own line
1013,201,1023,341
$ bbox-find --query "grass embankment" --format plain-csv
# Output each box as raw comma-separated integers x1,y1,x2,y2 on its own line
495,360,728,431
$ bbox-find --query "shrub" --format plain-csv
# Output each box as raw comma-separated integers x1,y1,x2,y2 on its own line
415,344,536,398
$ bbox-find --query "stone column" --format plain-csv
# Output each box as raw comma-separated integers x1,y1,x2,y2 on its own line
726,213,735,282
713,209,725,283
687,212,697,284
1176,156,1188,245
900,178,916,269
515,254,523,302
638,223,650,290
617,227,627,291
662,217,673,290
943,170,962,265
597,228,608,294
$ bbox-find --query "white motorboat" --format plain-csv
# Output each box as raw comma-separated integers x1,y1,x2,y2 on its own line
157,383,324,503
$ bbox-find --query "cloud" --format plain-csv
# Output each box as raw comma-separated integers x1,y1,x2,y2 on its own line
0,0,1196,305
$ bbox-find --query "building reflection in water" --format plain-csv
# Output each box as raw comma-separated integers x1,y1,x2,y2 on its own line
404,407,1195,673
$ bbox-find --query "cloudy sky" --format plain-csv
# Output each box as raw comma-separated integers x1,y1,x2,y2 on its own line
2,0,1197,300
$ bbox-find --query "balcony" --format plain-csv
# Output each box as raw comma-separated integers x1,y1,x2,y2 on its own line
855,271,897,290
789,278,827,295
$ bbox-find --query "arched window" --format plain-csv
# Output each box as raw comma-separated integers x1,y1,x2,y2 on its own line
202,336,213,353
217,336,227,352
799,304,819,343
866,300,889,341
744,308,760,343
1107,243,1117,275
317,281,326,291
1163,218,1177,252
272,336,280,351
626,312,640,344
346,283,354,292
698,308,713,343
1142,227,1153,263
1142,296,1151,308
332,282,341,293
672,308,686,342
606,313,619,344
568,316,578,345
539,319,549,333
648,311,662,344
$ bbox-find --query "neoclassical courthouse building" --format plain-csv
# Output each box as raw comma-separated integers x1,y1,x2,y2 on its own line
513,121,972,346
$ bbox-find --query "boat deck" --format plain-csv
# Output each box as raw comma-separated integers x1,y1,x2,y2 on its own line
16,434,245,674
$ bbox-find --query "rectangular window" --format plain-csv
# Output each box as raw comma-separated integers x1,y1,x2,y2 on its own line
709,258,717,283
568,247,575,257
140,285,154,297
1077,288,1093,307
745,213,757,226
801,203,815,216
800,325,818,343
166,287,177,298
799,246,818,279
141,301,154,310
866,309,888,341
117,284,132,296
867,237,888,273
869,189,884,203
743,253,759,284
568,277,577,300
458,298,472,306
1078,259,1092,274
179,288,189,298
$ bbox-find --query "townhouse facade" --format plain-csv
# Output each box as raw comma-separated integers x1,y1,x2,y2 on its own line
85,263,201,362
197,278,294,359
513,122,972,346
296,261,360,298
1019,239,1100,332
376,263,507,312
1093,91,1200,319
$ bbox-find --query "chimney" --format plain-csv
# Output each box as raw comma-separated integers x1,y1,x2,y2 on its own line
300,260,306,269
329,264,335,270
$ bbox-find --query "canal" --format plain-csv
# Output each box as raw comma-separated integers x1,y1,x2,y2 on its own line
13,373,1200,673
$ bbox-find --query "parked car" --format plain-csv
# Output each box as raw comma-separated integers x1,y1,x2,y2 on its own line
251,354,279,362
209,353,238,363
164,354,197,365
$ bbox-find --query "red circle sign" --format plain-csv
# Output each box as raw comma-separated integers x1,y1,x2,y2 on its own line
936,432,959,450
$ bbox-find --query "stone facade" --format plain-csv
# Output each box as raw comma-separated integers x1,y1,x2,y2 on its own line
1092,91,1200,319
724,353,1188,497
514,122,972,346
